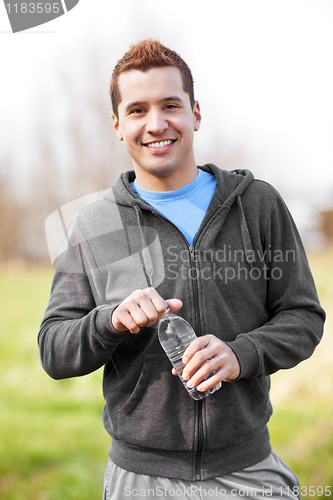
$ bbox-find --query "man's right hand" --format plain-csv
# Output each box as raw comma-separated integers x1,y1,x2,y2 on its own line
111,287,182,334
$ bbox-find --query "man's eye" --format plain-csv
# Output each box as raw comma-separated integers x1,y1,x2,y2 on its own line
130,108,145,114
165,104,178,109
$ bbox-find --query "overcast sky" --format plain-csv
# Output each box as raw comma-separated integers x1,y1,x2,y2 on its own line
1,0,333,244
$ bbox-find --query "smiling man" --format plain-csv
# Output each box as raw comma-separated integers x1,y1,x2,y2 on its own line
38,40,325,500
112,66,201,191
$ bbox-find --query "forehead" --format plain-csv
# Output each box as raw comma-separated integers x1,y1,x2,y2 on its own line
117,67,188,107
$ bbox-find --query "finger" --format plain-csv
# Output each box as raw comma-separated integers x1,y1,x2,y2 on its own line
112,296,152,333
196,370,223,392
165,298,183,313
112,308,142,334
133,299,160,327
182,336,217,379
185,356,221,388
194,357,239,391
187,348,240,389
183,341,233,383
182,336,211,366
135,289,181,323
147,292,169,321
128,289,163,327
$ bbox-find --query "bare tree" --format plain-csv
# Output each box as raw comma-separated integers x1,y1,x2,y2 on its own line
19,39,131,263
0,157,23,263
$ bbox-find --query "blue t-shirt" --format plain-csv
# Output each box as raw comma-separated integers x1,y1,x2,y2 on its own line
132,169,217,245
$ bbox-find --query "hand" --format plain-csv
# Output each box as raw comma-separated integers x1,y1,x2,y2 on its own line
172,335,240,391
111,287,182,334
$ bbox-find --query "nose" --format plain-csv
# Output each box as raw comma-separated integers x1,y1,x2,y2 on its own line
145,109,168,135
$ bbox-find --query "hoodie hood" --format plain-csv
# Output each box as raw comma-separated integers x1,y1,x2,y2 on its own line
104,164,255,271
104,164,254,209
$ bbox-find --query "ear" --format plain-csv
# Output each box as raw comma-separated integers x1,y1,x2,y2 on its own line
111,111,123,141
193,101,201,131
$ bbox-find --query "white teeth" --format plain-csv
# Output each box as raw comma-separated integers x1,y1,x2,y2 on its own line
147,140,173,148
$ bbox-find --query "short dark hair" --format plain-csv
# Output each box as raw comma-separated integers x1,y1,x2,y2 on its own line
110,39,195,120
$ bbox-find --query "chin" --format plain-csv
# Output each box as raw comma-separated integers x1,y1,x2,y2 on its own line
152,168,179,179
143,163,179,177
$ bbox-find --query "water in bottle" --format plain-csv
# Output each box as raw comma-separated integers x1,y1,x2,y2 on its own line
158,308,221,400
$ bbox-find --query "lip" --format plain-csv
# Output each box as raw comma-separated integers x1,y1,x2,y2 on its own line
143,139,177,153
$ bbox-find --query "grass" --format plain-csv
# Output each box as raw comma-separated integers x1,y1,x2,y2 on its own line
269,250,333,497
0,267,107,500
0,252,332,499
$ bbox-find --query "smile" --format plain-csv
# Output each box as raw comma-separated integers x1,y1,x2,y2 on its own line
144,140,175,148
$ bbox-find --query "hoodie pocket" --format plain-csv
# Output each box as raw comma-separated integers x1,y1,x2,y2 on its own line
116,353,196,452
205,376,272,449
245,376,270,411
117,353,155,417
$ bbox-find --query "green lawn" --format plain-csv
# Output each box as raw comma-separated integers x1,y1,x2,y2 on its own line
0,267,107,500
0,254,332,499
269,250,333,498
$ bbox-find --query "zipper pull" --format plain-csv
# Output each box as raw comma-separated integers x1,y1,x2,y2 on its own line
189,245,195,261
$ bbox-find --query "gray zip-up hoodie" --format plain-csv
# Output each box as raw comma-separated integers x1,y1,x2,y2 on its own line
38,164,325,480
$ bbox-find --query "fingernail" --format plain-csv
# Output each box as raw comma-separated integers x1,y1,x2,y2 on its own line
182,372,188,381
187,380,194,388
182,356,188,364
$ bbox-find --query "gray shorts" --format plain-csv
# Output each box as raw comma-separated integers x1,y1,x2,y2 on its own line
103,451,300,499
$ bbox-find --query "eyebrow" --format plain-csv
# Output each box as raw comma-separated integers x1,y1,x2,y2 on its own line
125,96,184,112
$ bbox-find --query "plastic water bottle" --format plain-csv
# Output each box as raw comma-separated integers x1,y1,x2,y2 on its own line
158,308,221,400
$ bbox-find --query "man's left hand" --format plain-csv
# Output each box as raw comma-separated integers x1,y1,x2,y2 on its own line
171,335,240,392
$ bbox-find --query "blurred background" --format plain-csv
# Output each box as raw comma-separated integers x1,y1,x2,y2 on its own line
0,0,332,498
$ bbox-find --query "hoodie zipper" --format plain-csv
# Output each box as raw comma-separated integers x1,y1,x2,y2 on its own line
189,245,201,336
189,244,204,481
141,207,220,481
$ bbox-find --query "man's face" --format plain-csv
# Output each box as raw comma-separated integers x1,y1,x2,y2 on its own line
112,67,201,190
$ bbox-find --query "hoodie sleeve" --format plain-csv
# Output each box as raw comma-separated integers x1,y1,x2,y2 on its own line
227,190,325,379
38,216,129,380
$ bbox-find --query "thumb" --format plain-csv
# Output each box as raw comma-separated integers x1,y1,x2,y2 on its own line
165,298,183,313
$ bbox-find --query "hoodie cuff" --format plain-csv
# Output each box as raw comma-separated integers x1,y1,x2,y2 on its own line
225,336,259,379
94,305,130,349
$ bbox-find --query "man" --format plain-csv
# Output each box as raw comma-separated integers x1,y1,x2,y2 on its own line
38,39,325,499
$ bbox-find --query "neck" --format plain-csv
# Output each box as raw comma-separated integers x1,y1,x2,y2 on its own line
134,164,199,192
